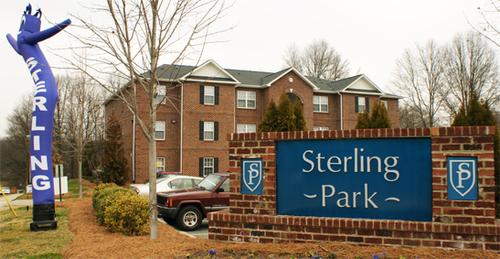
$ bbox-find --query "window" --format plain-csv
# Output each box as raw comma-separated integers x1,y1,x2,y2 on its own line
199,121,219,141
156,157,165,173
381,100,388,110
204,122,214,140
313,126,329,131
155,121,165,140
199,157,218,177
168,178,197,189
204,86,214,105
356,96,369,113
200,85,219,105
237,124,256,133
219,178,230,192
237,91,256,108
313,96,328,112
156,86,166,104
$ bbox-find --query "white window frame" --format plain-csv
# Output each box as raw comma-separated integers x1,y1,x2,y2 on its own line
237,91,256,109
204,86,215,105
237,124,256,133
313,96,328,112
358,97,366,113
204,121,214,141
155,121,165,140
156,85,166,104
203,157,214,176
156,157,165,173
313,126,329,131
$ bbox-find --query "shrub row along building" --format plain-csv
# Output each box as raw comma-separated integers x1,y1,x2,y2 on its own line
104,60,401,183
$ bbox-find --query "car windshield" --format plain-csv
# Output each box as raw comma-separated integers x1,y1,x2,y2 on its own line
197,174,224,191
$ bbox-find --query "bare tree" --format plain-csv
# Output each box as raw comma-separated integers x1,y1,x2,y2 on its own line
391,40,446,127
398,104,426,128
283,39,350,80
469,0,500,48
63,0,230,239
441,31,500,118
3,94,33,190
57,73,104,198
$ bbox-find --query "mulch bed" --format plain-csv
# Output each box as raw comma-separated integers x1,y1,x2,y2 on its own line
58,180,499,259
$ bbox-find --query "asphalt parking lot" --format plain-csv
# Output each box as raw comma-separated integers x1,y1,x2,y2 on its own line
159,217,209,239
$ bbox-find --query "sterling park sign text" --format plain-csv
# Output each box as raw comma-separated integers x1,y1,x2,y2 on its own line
276,138,432,221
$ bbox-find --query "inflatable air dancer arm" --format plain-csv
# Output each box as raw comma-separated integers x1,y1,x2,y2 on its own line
6,4,71,231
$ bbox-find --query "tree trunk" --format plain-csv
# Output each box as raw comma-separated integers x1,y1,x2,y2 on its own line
148,133,158,239
78,156,82,199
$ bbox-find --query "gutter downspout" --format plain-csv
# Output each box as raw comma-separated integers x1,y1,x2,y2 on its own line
178,79,184,174
132,84,137,183
132,114,136,182
338,92,343,130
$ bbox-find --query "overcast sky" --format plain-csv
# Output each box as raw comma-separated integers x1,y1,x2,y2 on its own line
0,0,494,137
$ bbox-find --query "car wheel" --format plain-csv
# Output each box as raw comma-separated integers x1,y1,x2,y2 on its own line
176,206,202,231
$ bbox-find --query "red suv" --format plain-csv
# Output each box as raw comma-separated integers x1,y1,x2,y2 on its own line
157,172,230,231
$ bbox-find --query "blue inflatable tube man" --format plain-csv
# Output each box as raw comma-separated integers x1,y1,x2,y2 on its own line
6,4,71,230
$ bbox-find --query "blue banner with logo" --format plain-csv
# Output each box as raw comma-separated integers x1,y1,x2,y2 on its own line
7,4,71,206
276,138,432,221
242,158,263,195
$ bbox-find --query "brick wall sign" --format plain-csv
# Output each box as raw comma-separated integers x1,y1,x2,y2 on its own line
447,157,478,200
276,138,432,221
209,126,499,252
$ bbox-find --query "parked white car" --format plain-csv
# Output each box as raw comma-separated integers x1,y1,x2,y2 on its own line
2,187,11,194
129,175,202,197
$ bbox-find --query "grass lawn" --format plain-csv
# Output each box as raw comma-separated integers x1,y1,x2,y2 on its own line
0,179,89,259
0,205,73,259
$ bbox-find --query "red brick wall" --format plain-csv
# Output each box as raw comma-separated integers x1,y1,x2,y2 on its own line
181,82,235,176
208,126,499,252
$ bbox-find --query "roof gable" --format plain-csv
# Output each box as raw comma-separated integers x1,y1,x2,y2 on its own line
344,75,381,93
181,60,239,84
262,67,319,90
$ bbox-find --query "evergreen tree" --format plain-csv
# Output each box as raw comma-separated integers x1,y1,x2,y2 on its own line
355,100,392,129
370,100,392,128
293,100,308,131
277,89,296,132
451,92,499,218
257,99,279,132
355,111,371,129
257,89,308,132
101,115,129,185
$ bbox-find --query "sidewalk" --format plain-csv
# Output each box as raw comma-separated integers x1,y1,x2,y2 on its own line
0,193,33,208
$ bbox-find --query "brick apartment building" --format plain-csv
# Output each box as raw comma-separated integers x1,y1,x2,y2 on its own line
104,60,401,183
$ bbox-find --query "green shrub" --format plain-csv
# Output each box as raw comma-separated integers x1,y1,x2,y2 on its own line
103,195,149,235
91,183,117,209
94,187,134,225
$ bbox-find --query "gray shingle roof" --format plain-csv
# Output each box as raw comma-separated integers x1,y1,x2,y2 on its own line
150,63,396,96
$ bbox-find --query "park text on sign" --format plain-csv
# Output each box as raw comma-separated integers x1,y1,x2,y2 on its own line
276,138,432,221
242,158,263,195
447,157,478,200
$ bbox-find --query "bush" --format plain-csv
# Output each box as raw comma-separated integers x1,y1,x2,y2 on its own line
103,195,149,235
94,187,134,225
91,183,117,209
